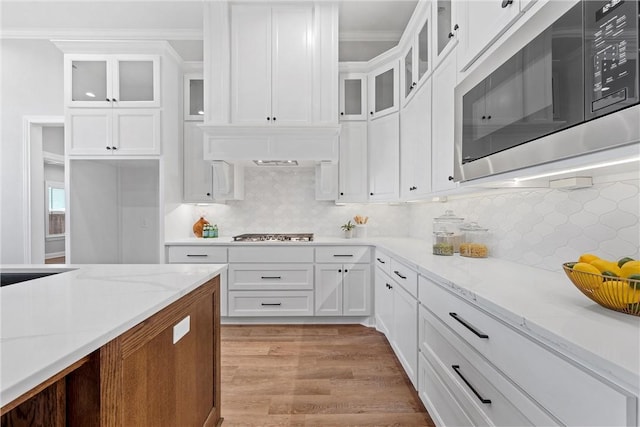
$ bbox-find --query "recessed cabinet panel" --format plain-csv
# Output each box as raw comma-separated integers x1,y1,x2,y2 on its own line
183,122,213,203
231,5,272,124
368,112,399,201
401,79,432,200
67,110,111,155
71,60,108,103
338,121,368,202
431,53,457,192
113,109,160,155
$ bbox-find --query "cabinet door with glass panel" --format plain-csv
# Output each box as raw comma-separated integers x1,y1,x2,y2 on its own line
432,0,460,68
339,73,367,121
368,61,399,120
65,54,160,108
184,73,204,121
402,10,431,106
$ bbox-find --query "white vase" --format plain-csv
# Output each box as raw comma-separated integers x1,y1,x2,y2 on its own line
344,229,353,239
355,225,367,238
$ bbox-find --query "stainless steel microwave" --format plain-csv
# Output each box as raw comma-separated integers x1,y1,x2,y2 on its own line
454,0,639,182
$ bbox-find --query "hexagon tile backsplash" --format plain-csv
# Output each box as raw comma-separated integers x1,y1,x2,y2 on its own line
409,179,640,271
186,168,639,272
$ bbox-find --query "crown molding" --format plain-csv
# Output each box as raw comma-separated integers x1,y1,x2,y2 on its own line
339,30,402,42
0,28,203,41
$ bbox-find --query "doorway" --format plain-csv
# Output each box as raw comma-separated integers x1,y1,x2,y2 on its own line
23,116,65,264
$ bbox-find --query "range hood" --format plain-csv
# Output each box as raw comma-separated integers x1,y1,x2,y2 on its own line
200,124,340,166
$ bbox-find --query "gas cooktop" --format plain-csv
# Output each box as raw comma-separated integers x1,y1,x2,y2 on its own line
232,233,314,242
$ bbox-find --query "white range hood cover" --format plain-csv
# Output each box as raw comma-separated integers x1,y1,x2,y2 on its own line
200,124,341,164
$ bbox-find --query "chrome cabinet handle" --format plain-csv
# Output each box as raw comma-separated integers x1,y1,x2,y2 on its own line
449,312,489,339
452,365,491,404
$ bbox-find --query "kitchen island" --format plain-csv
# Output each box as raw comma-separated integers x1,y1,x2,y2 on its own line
0,263,226,426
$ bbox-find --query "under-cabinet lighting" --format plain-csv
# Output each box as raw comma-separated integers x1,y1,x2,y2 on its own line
513,156,640,182
198,110,204,115
85,92,96,98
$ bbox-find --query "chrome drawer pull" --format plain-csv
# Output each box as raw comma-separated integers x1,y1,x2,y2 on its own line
186,254,208,257
333,254,354,257
261,276,282,279
393,270,407,280
261,302,282,306
376,258,386,264
449,312,489,339
452,365,492,404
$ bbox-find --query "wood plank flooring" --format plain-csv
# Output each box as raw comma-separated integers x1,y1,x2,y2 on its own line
221,324,435,427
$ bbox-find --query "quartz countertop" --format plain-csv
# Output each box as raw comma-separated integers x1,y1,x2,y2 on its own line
0,263,227,407
166,236,640,392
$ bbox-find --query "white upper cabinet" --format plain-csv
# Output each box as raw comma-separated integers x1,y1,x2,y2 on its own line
368,61,400,120
400,79,432,200
66,108,160,156
432,0,460,68
401,12,431,106
457,0,522,71
338,121,368,203
368,112,399,201
230,4,313,125
65,55,160,108
339,73,367,121
431,51,458,193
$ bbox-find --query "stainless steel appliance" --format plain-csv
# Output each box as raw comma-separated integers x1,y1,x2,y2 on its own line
232,233,314,242
454,0,639,182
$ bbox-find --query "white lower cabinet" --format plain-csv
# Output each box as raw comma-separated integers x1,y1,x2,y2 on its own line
228,291,314,316
374,252,419,387
418,275,637,427
165,244,228,316
315,263,371,316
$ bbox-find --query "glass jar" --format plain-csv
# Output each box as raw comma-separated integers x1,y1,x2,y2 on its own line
459,222,490,258
433,210,464,253
433,231,455,256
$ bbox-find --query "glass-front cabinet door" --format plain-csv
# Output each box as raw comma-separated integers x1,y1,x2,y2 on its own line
368,61,399,119
433,0,459,67
339,73,367,121
66,55,159,108
402,11,431,106
184,74,205,120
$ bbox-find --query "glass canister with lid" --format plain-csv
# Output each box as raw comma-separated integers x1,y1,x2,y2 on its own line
432,210,464,255
459,222,490,258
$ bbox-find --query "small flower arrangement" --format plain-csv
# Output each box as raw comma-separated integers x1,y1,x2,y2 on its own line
341,220,355,232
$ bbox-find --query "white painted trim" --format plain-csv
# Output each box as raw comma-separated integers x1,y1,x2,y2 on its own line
1,29,203,41
22,116,65,264
44,251,65,259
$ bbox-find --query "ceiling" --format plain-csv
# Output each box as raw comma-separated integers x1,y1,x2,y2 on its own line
0,0,418,61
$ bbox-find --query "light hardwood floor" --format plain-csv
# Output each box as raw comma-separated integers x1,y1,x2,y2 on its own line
221,324,435,427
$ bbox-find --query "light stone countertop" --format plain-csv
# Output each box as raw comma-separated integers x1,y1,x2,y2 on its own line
0,263,227,407
166,236,640,393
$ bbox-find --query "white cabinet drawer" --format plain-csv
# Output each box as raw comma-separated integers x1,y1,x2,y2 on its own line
315,246,370,263
418,352,477,427
420,305,558,427
166,245,227,263
389,258,418,298
374,250,391,275
228,264,313,290
420,276,635,427
228,291,314,317
228,246,314,263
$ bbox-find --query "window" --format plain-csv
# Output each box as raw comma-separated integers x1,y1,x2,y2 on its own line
46,181,65,238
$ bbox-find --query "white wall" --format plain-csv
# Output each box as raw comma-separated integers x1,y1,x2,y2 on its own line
1,40,64,263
